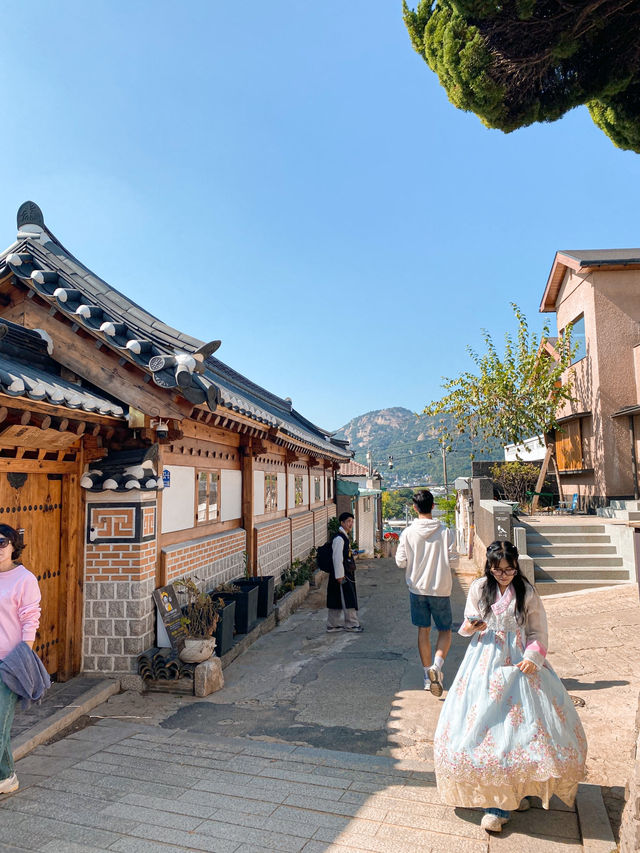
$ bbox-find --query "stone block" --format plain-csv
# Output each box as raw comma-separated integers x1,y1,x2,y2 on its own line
194,657,224,697
107,637,123,655
90,637,106,655
117,581,131,599
120,674,146,693
92,599,108,617
97,619,113,636
98,582,116,600
108,599,125,618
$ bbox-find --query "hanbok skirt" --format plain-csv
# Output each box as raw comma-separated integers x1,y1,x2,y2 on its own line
434,628,587,811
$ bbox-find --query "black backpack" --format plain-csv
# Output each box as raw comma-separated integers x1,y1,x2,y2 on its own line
316,539,334,572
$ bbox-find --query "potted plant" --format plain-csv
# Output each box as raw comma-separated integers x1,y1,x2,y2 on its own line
174,577,222,663
215,581,259,635
233,552,275,618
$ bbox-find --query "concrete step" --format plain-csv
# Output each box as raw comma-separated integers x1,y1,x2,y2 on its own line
535,566,630,581
609,500,640,511
597,508,640,521
526,533,612,545
528,544,618,557
522,524,607,534
533,556,624,568
536,578,631,596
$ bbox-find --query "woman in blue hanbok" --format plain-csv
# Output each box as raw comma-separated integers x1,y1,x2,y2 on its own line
434,540,587,833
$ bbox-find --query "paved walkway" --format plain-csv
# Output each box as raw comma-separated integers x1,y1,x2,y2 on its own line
4,557,628,851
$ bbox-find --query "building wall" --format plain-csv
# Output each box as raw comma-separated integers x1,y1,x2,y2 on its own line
255,517,291,580
554,267,640,504
83,494,158,674
291,510,315,559
313,506,329,547
162,528,246,587
356,497,376,556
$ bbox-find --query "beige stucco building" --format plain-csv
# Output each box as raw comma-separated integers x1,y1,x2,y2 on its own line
541,249,640,509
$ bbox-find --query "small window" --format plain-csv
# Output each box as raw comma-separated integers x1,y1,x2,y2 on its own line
327,477,333,500
569,315,586,364
265,473,277,513
313,476,321,502
196,471,220,524
294,475,304,506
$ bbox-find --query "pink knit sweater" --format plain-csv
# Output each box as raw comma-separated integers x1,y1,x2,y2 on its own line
0,565,41,660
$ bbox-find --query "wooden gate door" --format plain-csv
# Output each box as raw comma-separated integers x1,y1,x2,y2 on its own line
0,472,63,676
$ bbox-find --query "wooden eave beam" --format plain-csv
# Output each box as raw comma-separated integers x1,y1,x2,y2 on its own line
0,392,125,427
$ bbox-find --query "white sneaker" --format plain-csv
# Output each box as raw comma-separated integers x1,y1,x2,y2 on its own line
481,812,508,832
426,665,444,697
0,773,18,794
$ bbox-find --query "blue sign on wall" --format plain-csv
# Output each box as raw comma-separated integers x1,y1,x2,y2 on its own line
162,468,171,488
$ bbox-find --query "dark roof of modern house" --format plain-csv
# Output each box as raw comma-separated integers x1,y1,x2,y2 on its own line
541,248,640,312
0,318,124,418
0,202,349,458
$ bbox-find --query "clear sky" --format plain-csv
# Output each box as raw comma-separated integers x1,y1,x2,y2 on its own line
1,2,638,431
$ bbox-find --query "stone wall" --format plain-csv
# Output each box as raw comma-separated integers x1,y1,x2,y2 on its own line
256,518,291,582
291,511,315,559
620,691,640,853
83,496,157,674
313,506,329,548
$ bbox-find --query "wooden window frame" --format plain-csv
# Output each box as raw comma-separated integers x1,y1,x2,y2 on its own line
264,472,277,513
294,475,304,506
327,476,333,500
313,476,321,502
196,469,220,525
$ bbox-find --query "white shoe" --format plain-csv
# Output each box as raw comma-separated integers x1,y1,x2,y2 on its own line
481,812,508,832
0,773,18,794
426,665,443,697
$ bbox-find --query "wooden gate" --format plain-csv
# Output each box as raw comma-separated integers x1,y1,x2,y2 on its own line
0,472,63,676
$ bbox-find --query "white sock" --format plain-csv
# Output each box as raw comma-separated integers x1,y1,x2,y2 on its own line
433,654,445,671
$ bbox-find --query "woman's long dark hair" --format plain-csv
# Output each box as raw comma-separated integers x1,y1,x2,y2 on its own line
0,524,25,563
479,540,532,624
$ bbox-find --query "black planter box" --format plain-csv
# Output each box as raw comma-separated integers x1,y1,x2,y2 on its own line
211,597,235,656
218,585,259,635
234,576,274,618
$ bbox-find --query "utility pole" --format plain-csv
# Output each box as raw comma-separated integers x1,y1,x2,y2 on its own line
441,443,449,496
366,450,372,479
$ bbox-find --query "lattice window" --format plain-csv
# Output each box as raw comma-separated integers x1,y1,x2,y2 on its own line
196,470,220,523
264,473,277,513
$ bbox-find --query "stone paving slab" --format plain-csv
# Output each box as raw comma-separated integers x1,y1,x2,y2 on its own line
1,719,585,852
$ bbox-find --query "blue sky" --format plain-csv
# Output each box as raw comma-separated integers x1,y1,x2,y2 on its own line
1,2,638,430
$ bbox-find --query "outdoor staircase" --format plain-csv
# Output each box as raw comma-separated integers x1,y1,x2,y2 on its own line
596,499,640,521
522,522,631,595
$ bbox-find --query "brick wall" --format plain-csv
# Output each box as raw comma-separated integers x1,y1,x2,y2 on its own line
256,518,290,581
162,528,247,592
83,498,158,674
291,511,314,559
313,506,329,547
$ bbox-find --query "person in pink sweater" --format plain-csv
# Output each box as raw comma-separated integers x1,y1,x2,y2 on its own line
0,524,40,795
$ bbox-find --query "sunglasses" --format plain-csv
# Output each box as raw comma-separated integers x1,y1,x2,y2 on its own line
0,538,11,549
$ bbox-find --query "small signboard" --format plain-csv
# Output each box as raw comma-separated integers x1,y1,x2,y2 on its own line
152,584,187,651
162,468,171,488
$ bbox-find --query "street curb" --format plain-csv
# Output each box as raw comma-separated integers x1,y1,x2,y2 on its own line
540,582,638,601
13,679,120,761
576,783,617,853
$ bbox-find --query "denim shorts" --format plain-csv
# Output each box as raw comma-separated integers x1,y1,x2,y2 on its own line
409,593,453,630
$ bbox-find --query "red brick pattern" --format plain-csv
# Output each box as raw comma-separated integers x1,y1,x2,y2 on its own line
256,518,290,545
164,529,246,582
291,511,314,531
90,506,136,539
85,541,157,582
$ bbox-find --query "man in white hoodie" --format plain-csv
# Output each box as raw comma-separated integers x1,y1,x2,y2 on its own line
395,489,457,696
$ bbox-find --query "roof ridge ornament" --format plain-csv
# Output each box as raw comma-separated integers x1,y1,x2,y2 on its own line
17,201,45,230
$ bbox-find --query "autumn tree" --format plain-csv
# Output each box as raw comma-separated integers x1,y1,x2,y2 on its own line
403,0,640,153
423,305,576,496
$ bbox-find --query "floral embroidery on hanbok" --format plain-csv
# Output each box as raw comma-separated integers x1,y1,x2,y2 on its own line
455,673,469,697
466,703,477,732
488,671,505,702
553,696,566,723
507,700,524,727
478,645,491,674
526,669,542,692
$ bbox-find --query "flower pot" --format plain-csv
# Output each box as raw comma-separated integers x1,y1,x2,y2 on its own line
233,576,274,618
219,585,259,635
212,597,236,656
178,637,216,663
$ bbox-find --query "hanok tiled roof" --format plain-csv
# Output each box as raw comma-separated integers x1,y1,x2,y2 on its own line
0,319,124,418
1,202,350,459
81,446,161,492
339,460,369,476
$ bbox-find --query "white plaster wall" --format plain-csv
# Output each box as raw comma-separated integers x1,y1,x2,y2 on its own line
161,465,195,533
288,474,295,509
303,476,309,506
254,470,265,517
277,473,286,510
221,469,242,521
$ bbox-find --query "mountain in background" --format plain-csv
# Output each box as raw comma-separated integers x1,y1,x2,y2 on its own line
334,407,503,487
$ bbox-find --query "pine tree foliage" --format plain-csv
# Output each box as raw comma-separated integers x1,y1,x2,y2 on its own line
423,304,576,453
403,0,640,152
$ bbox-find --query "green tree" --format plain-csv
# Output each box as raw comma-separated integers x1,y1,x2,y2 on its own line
490,460,540,505
435,493,457,528
382,489,418,520
423,304,576,464
403,0,640,153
